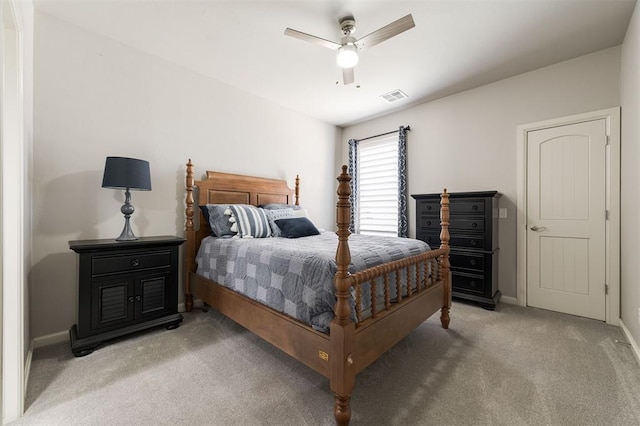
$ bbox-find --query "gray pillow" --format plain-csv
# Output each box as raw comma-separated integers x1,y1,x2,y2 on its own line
201,204,235,237
260,203,302,211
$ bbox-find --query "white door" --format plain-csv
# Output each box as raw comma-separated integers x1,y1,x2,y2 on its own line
526,119,607,320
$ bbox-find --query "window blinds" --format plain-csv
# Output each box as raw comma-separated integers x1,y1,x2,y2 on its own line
357,135,399,236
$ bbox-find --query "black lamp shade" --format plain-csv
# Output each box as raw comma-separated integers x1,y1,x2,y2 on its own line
102,157,151,191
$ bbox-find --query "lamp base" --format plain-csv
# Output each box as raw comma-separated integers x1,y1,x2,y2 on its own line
116,216,138,241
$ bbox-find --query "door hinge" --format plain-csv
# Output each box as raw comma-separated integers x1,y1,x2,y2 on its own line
606,210,609,220
605,283,609,295
606,135,610,145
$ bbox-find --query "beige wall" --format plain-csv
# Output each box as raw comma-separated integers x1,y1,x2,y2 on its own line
31,12,339,340
340,47,621,300
621,3,640,348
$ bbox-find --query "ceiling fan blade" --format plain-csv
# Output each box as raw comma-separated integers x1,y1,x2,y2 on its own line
355,14,415,50
284,28,342,50
342,67,355,85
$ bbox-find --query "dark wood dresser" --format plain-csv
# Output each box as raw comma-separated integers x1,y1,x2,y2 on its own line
69,236,185,356
412,191,501,309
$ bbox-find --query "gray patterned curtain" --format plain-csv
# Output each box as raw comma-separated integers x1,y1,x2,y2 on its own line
348,139,358,233
398,126,408,237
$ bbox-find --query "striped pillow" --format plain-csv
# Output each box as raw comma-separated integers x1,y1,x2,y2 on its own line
228,205,271,238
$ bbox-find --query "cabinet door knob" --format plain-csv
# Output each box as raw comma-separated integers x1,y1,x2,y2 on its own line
128,296,135,303
131,259,140,267
135,295,141,302
470,259,477,266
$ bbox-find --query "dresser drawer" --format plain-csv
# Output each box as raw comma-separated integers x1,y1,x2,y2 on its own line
451,235,485,250
452,272,485,295
450,217,485,232
450,199,485,215
417,232,440,247
418,201,440,216
92,250,171,276
417,232,486,250
418,217,440,230
450,252,485,273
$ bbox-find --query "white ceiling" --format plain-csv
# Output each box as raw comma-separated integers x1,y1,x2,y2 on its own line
35,0,636,127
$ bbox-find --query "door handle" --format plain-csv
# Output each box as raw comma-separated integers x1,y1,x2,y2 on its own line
530,226,547,231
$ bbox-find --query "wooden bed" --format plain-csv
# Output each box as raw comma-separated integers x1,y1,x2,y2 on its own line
183,160,451,425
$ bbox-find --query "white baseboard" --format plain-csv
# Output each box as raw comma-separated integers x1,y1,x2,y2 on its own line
620,319,640,366
178,299,204,313
500,295,519,305
30,302,203,352
24,339,34,406
32,330,69,349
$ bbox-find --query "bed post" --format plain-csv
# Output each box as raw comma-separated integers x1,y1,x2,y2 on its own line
295,174,300,206
439,188,451,329
330,165,356,426
184,159,195,312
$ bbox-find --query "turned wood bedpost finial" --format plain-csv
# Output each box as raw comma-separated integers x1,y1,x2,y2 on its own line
440,188,451,329
295,174,300,206
334,165,352,326
185,159,195,312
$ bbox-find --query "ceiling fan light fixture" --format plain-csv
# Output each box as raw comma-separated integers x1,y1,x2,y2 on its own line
336,44,359,68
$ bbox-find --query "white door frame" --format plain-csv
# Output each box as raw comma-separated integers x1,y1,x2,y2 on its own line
1,0,26,422
516,107,620,325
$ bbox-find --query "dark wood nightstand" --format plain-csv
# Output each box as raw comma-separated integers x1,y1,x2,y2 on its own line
69,236,185,356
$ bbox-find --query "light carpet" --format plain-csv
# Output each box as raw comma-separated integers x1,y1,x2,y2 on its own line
12,301,640,425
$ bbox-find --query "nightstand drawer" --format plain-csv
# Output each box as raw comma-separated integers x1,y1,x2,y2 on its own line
92,250,171,276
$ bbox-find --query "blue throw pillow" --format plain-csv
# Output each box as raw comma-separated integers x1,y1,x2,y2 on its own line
265,208,296,237
274,217,320,238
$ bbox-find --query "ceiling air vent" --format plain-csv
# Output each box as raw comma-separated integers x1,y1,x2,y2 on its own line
380,89,408,103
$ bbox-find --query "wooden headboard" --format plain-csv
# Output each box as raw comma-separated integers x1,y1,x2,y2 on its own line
184,159,299,309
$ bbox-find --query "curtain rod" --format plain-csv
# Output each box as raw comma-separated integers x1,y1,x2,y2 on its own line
354,125,410,143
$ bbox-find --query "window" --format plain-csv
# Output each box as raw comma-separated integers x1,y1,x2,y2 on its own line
348,126,409,237
357,136,399,236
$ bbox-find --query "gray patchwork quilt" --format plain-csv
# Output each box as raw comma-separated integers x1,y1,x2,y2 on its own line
196,232,432,333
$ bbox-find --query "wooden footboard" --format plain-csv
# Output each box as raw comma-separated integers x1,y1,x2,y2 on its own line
329,166,450,425
183,161,450,426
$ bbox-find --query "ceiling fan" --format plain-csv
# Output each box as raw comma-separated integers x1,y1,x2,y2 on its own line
284,14,415,85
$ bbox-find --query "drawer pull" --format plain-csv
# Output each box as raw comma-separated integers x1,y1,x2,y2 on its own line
470,259,477,266
471,222,478,228
470,240,478,246
128,296,135,303
135,295,141,302
472,205,478,210
130,259,140,267
426,205,432,211
426,221,432,226
470,280,477,288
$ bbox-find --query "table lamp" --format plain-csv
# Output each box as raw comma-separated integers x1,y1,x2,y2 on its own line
101,156,152,241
